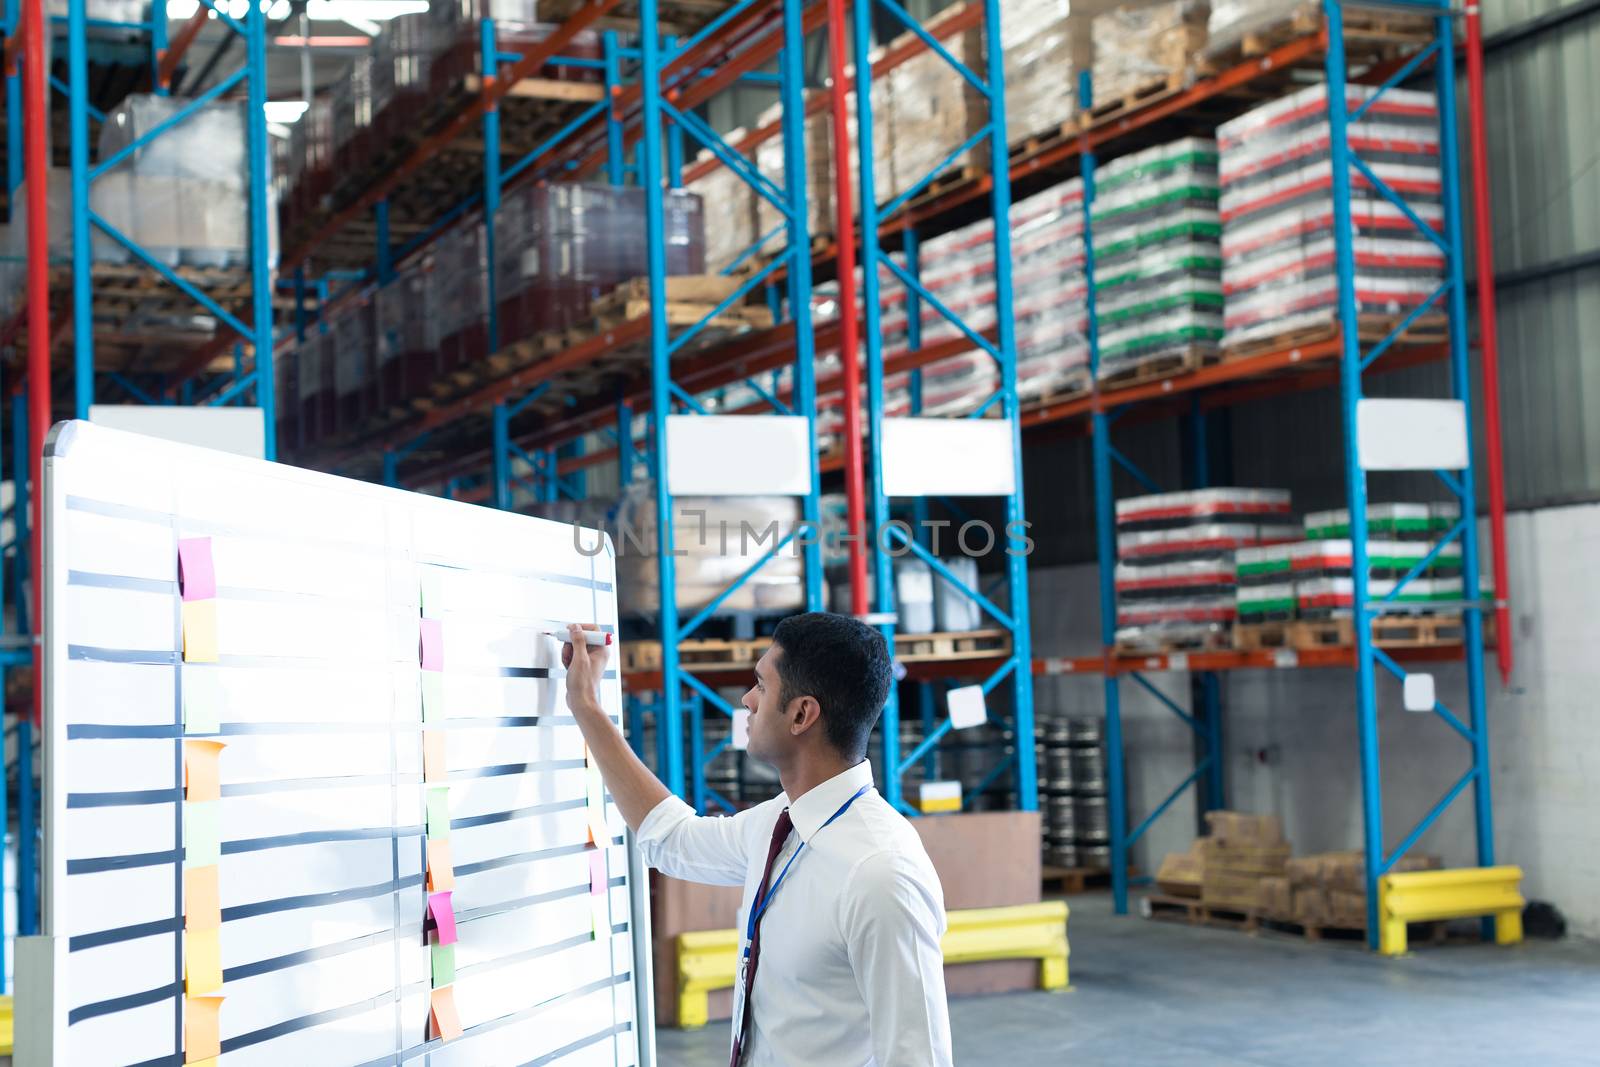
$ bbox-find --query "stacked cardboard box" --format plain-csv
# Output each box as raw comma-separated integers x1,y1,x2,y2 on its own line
1003,0,1077,143
687,139,759,274
1280,850,1441,928
1089,0,1208,104
1090,137,1223,380
876,11,988,206
754,104,837,253
1218,84,1445,350
1199,810,1290,911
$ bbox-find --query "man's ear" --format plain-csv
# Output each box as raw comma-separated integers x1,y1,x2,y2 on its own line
787,695,823,738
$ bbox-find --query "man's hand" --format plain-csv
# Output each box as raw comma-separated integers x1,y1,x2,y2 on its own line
562,623,608,717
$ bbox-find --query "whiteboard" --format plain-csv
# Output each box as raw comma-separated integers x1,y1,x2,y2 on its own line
34,421,654,1067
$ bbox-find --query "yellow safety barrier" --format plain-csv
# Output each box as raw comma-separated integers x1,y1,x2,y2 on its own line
0,993,12,1055
1377,865,1525,957
675,901,1069,1029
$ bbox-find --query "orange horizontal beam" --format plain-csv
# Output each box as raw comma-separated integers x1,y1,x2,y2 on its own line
157,7,209,88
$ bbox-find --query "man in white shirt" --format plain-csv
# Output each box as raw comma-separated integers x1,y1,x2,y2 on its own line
563,612,953,1067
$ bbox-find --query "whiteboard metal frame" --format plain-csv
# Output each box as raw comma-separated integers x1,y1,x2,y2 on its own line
35,419,657,1066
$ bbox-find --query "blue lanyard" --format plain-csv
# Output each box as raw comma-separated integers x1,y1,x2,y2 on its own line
744,783,871,945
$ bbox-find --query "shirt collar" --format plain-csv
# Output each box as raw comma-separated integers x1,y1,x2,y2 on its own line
782,760,876,843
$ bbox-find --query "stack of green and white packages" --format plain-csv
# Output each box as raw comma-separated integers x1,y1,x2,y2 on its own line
1235,502,1467,622
1090,137,1223,381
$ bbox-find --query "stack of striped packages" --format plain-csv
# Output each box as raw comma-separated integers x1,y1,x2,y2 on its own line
1235,502,1465,623
1114,488,1298,651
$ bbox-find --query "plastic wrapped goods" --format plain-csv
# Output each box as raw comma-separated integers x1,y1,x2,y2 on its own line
332,53,376,175
94,94,273,269
1091,137,1222,377
1218,85,1443,348
1089,0,1208,106
878,10,986,205
612,486,806,615
687,142,760,273
754,104,836,251
332,299,377,429
376,253,441,409
1001,0,1077,143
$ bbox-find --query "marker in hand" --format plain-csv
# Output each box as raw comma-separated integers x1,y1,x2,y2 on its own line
546,629,613,646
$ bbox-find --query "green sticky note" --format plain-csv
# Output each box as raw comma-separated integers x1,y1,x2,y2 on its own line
181,667,222,736
420,672,445,723
426,786,451,840
431,941,456,987
184,800,221,868
419,569,446,619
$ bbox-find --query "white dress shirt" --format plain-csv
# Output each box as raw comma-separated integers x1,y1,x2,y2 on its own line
637,760,953,1067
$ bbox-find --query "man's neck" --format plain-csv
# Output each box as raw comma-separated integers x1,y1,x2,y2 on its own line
778,751,858,804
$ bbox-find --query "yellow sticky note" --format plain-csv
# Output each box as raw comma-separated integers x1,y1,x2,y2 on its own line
182,600,220,664
183,740,226,803
430,984,464,1042
185,994,223,1060
423,730,447,783
185,866,221,931
185,928,222,995
427,837,455,893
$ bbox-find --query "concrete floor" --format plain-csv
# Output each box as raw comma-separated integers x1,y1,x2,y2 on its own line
656,894,1600,1066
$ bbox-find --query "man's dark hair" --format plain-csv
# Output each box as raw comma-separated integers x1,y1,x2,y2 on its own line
770,611,893,759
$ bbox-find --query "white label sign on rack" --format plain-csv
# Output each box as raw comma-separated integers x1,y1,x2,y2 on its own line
666,415,813,496
881,418,1016,497
1356,399,1468,471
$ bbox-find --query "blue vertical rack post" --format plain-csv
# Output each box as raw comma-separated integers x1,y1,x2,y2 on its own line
1080,69,1227,914
631,0,826,809
1323,0,1494,948
62,0,278,454
852,0,1036,817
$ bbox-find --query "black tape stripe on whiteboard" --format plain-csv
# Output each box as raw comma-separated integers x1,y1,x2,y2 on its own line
69,915,180,951
68,568,406,609
349,972,633,1067
66,644,616,681
453,876,603,926
65,758,590,809
455,835,625,879
65,796,595,875
64,718,586,739
66,978,181,1025
517,1021,635,1067
220,980,426,1056
65,495,614,592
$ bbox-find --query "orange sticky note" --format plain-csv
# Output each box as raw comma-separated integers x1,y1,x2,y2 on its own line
185,994,223,1060
430,984,464,1042
185,928,222,996
183,740,226,803
185,866,221,931
181,599,219,664
422,730,447,783
427,837,455,893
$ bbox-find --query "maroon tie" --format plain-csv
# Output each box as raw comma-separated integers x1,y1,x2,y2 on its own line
731,807,794,1067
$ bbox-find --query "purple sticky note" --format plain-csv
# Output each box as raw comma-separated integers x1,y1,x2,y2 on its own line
420,619,444,672
428,890,457,946
177,538,216,602
589,849,607,896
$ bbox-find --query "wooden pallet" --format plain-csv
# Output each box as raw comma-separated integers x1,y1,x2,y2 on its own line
1009,120,1079,166
595,299,774,333
1141,893,1260,932
1097,347,1222,391
1198,2,1432,74
1235,614,1465,652
1222,312,1448,361
1040,865,1123,895
1115,628,1234,657
904,165,986,213
590,274,748,318
1257,913,1447,945
623,628,1011,674
895,628,1011,662
1080,72,1188,132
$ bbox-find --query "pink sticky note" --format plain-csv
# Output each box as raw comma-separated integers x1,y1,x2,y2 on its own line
177,538,217,601
420,619,444,672
589,848,607,896
428,890,457,946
